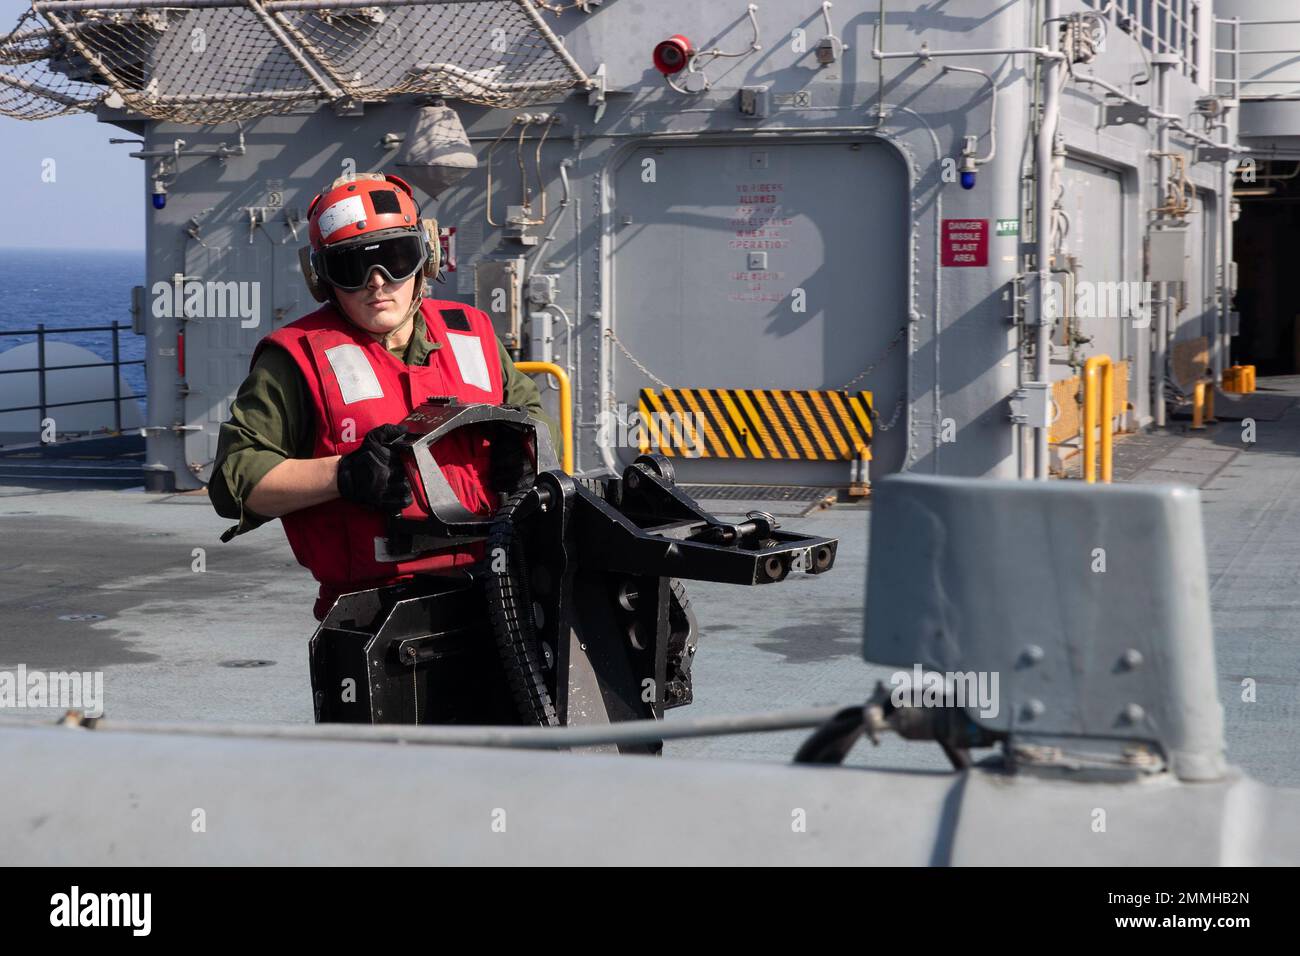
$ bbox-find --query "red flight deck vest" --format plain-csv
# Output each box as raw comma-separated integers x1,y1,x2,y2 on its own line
254,299,505,620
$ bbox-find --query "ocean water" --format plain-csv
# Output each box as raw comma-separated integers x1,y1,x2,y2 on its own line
0,247,148,405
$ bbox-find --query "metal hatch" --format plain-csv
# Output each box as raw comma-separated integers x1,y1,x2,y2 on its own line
607,139,909,487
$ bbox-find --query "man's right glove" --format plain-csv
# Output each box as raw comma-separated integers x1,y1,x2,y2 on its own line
336,423,413,512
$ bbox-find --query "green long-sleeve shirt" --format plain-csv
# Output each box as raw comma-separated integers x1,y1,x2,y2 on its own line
209,309,558,542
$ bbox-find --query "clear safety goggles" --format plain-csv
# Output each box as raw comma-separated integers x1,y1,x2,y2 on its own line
317,233,427,291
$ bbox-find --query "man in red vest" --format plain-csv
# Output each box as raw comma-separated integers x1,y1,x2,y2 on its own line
210,172,555,620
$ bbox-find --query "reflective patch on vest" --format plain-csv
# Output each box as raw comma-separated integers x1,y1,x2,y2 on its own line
317,195,367,240
446,332,491,392
324,343,384,405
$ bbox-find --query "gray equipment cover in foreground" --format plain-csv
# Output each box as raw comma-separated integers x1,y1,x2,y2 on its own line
864,475,1226,782
0,721,1295,865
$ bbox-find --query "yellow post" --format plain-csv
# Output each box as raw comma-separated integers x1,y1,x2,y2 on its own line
1083,355,1114,484
1225,365,1254,393
1192,380,1206,430
513,361,573,474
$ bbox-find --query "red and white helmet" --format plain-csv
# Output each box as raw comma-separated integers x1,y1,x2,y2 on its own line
300,173,438,301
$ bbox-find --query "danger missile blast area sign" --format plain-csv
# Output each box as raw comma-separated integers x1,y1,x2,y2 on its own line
941,218,989,267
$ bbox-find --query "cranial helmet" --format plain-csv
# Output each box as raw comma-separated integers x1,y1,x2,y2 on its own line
299,172,441,303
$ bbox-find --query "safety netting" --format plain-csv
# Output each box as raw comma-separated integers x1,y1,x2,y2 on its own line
0,0,590,123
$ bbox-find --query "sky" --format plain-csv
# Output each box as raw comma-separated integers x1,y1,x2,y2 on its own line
0,0,144,251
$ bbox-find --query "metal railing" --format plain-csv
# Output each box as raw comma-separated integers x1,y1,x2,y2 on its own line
1213,15,1300,100
515,360,572,474
0,322,145,435
1085,0,1206,83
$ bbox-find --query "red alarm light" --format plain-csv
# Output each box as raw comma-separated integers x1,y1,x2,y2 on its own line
653,35,694,75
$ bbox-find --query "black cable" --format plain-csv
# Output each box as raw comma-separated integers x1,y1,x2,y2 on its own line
792,705,868,765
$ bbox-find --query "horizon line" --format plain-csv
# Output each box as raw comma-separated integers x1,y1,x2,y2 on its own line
0,246,145,254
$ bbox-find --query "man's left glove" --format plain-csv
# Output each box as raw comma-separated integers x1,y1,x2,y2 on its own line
336,423,414,512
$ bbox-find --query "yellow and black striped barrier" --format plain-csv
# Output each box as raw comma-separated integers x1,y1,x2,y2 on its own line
636,388,873,460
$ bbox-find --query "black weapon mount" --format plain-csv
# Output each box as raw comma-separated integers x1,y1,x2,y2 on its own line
309,399,838,753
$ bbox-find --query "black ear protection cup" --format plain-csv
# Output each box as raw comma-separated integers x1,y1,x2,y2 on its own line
421,218,441,279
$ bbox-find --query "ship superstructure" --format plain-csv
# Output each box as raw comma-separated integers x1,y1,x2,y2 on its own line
6,0,1298,492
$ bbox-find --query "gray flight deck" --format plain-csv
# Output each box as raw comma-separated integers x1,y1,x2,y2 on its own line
1,379,1299,788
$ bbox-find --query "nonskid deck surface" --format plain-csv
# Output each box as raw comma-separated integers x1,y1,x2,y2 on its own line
1,379,1298,786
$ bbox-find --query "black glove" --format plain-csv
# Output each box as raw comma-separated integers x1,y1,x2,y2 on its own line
490,428,535,495
336,423,413,512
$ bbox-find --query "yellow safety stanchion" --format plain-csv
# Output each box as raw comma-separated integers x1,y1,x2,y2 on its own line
1083,355,1114,484
1192,377,1218,430
514,361,573,474
1224,365,1257,394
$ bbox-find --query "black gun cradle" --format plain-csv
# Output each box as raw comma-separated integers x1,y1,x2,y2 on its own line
309,398,838,751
